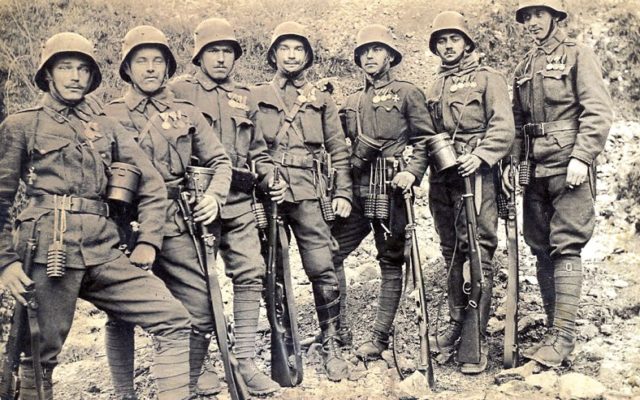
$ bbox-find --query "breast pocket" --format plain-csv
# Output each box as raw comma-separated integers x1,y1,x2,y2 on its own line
339,107,358,141
541,66,574,106
373,102,404,140
257,103,281,144
300,103,324,145
33,133,73,180
231,115,254,160
447,90,485,131
515,74,533,112
166,127,193,175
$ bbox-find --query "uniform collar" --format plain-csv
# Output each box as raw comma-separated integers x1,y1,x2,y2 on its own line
41,93,94,123
124,86,171,112
535,27,566,54
438,52,480,77
194,69,235,92
273,70,307,89
365,71,394,89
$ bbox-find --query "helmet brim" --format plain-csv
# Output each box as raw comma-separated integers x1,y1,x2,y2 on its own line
119,43,177,83
192,40,243,66
267,34,314,70
354,42,403,68
516,6,567,23
428,29,476,55
34,51,102,93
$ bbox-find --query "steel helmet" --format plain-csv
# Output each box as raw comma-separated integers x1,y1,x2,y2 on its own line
192,18,243,66
354,24,403,67
516,0,567,23
428,11,476,55
119,25,177,83
34,32,102,93
267,21,313,70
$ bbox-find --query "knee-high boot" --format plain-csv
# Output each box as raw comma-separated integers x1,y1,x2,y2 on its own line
312,283,349,382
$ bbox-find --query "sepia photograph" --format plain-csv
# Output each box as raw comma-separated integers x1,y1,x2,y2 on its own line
0,0,638,398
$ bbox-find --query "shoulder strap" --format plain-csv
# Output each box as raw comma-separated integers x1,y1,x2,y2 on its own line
269,81,305,151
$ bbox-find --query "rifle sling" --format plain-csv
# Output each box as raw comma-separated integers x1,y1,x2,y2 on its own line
26,297,45,400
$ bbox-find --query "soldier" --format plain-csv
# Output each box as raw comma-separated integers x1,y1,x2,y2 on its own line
0,33,194,400
423,11,515,374
102,26,232,399
330,24,433,360
250,21,353,382
509,1,612,367
168,18,284,395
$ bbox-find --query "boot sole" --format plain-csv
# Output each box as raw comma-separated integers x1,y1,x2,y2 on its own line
526,353,563,368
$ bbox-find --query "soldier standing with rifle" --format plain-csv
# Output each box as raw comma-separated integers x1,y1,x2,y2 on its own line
509,0,612,367
0,32,194,400
103,26,235,399
169,17,284,396
330,24,433,359
250,21,353,382
424,12,514,374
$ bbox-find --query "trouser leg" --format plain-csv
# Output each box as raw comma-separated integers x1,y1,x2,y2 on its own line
105,318,136,399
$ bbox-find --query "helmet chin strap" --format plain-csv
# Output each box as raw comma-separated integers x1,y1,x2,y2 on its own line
129,68,169,97
367,56,392,81
46,73,85,107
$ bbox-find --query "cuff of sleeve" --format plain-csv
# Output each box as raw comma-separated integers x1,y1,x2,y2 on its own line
333,189,353,203
136,235,163,252
333,195,352,205
472,148,498,168
258,169,274,192
404,164,426,186
570,150,593,166
0,255,20,272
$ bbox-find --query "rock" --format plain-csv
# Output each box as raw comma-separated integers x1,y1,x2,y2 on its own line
580,323,600,340
395,371,432,399
600,324,614,336
518,313,547,332
613,279,629,288
581,339,607,361
558,373,607,400
496,380,535,396
525,370,559,392
354,264,379,282
494,361,541,384
365,359,390,376
487,317,504,335
523,275,539,285
348,361,368,381
604,287,618,299
380,350,394,367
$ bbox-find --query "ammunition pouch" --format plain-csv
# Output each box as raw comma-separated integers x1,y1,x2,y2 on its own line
230,167,257,194
351,134,383,170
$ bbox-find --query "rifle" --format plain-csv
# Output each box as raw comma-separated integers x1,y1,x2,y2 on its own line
457,175,484,365
402,186,435,388
0,225,44,400
177,167,249,400
264,167,303,387
499,156,520,368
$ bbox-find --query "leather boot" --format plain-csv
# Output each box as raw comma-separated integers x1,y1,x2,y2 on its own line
105,319,137,399
233,284,279,395
430,263,465,352
460,267,493,374
312,283,350,382
527,257,581,367
189,329,221,396
18,362,53,400
152,330,192,400
355,330,389,361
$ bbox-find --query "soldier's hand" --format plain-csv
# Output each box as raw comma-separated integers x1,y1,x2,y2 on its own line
0,261,33,306
566,158,589,189
502,164,515,193
129,243,156,271
391,171,416,193
332,197,352,218
269,177,288,204
193,194,219,225
457,154,483,177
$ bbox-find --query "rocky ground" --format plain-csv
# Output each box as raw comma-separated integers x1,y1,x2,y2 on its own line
10,120,630,399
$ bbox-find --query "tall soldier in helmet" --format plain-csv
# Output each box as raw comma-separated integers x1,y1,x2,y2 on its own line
250,21,353,382
330,24,433,360
0,32,194,400
508,1,612,367
103,26,233,399
423,12,514,374
168,17,283,395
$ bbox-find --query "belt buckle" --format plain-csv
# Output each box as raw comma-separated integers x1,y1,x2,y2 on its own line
104,202,110,218
280,153,289,166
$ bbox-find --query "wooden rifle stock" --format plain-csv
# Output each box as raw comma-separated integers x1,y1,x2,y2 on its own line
265,168,303,386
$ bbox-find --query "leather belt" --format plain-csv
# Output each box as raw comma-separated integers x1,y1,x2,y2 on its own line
166,185,182,200
30,195,109,217
272,150,316,169
522,119,579,138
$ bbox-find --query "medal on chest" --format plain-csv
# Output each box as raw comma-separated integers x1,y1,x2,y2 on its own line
228,92,249,111
372,87,400,104
545,54,567,71
297,86,317,104
449,74,477,93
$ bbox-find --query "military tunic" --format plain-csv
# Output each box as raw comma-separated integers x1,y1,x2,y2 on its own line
105,87,232,332
0,93,191,368
251,72,352,284
511,28,613,259
333,72,432,271
169,71,273,284
425,52,515,269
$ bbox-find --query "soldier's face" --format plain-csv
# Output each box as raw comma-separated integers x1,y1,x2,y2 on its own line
48,55,93,102
274,38,308,74
358,44,394,77
200,42,235,81
435,32,469,65
521,7,554,42
126,46,167,94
